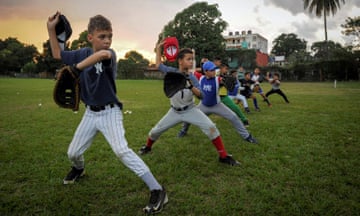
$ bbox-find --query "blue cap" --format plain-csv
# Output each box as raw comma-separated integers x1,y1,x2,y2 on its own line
202,61,217,71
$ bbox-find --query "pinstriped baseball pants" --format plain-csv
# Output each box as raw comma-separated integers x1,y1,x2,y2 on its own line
67,104,150,176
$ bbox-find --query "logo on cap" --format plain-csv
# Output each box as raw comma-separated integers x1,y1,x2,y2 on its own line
164,37,179,62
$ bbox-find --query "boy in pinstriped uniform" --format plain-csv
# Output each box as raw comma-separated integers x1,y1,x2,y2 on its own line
47,12,167,214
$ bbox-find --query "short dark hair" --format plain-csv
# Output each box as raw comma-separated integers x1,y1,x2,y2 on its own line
220,63,229,68
177,48,193,61
245,72,251,76
230,69,237,74
88,15,112,34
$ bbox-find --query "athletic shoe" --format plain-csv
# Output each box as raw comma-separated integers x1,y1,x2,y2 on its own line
139,146,152,155
245,134,258,144
219,155,241,166
245,107,251,113
255,108,261,112
143,186,168,215
177,129,187,138
63,166,85,185
243,120,250,127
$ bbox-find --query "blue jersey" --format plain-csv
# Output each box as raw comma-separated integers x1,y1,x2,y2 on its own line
199,76,220,106
60,48,121,107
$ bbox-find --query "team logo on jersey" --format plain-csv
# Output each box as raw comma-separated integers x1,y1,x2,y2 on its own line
94,62,103,75
202,84,212,92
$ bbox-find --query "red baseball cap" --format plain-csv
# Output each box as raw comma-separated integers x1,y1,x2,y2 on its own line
163,37,179,62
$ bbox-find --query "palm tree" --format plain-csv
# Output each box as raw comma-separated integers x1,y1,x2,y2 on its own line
304,0,346,41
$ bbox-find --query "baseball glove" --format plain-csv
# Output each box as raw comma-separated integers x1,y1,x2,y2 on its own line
55,14,72,43
53,65,80,111
163,72,187,98
252,84,260,93
221,75,237,92
54,14,72,50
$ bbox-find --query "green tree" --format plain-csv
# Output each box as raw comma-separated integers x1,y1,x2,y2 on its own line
304,0,345,41
117,51,150,79
310,40,357,80
311,40,342,59
22,62,37,75
270,33,307,58
0,37,38,75
341,16,360,50
35,40,62,75
157,2,228,65
70,31,91,50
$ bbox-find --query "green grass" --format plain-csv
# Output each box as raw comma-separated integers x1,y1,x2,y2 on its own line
0,79,359,216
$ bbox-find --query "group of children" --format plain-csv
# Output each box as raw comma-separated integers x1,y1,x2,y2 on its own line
47,12,289,215
230,66,290,113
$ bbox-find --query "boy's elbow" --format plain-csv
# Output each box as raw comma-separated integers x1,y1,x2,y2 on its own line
52,52,61,60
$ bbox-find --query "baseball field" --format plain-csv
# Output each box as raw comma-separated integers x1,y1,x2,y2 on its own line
0,78,359,215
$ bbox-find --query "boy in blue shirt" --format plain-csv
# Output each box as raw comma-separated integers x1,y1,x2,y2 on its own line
179,61,258,144
47,12,167,214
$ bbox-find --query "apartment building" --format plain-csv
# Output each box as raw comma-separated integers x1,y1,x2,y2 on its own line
224,30,268,54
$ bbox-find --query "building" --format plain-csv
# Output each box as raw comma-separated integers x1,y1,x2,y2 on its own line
224,30,269,68
224,30,268,54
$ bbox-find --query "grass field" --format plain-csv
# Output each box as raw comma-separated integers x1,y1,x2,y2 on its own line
0,78,359,216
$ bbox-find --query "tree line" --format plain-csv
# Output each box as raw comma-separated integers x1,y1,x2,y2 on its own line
0,1,359,81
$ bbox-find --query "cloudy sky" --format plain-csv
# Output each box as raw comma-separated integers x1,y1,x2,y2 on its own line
1,0,359,62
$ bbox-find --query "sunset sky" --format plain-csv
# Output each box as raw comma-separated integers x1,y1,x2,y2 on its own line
1,0,359,62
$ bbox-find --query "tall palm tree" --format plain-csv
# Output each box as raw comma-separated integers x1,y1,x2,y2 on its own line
304,0,346,41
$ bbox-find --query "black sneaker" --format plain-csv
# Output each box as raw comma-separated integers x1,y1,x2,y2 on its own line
139,146,152,155
243,120,250,127
177,129,187,138
143,186,168,215
219,155,241,166
63,166,85,185
245,134,258,144
245,107,251,113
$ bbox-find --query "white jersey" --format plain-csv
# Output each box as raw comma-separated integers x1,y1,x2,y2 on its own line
251,74,261,84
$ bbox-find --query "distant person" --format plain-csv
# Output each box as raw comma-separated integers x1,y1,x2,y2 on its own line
251,67,271,107
237,66,245,80
239,72,260,111
228,69,251,113
218,63,249,126
265,72,290,103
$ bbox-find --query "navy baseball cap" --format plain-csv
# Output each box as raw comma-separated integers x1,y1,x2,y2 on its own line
202,61,217,71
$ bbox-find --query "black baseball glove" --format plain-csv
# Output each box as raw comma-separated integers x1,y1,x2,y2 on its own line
53,65,80,111
221,75,237,92
163,72,187,98
54,14,72,50
55,14,72,43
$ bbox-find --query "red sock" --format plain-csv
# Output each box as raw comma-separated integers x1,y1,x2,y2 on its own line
211,136,228,158
146,137,155,148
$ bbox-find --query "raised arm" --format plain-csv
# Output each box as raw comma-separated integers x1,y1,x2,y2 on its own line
155,40,165,68
47,12,62,59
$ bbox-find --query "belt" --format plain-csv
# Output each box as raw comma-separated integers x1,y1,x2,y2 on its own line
86,103,115,112
171,105,189,111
